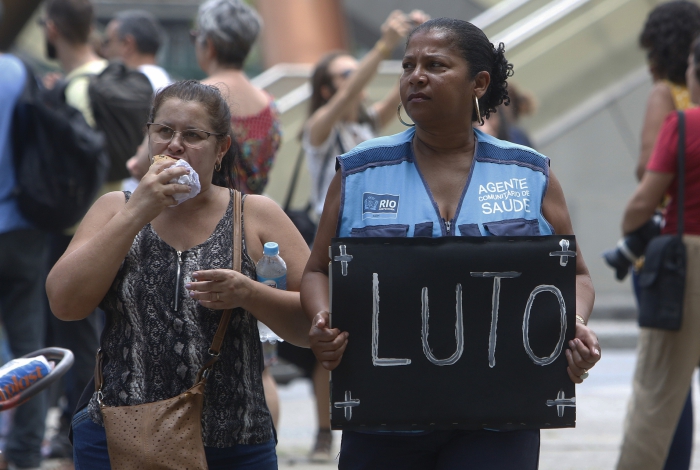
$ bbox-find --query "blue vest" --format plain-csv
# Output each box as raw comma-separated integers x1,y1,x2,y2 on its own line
337,127,554,238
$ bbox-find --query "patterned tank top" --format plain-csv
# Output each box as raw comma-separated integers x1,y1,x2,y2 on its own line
231,98,282,195
87,190,273,447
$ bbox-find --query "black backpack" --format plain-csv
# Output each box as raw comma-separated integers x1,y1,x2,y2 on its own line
12,62,110,232
87,62,153,182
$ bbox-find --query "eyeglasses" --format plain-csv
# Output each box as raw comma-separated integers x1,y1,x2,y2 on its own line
146,123,226,149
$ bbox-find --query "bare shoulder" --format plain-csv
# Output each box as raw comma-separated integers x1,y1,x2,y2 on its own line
244,194,285,219
647,82,675,108
93,190,127,214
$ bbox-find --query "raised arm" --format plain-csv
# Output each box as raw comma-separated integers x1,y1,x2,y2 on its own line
46,160,192,321
542,169,600,383
371,10,429,129
305,11,414,147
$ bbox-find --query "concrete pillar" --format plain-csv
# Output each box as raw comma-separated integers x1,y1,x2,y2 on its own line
256,0,348,66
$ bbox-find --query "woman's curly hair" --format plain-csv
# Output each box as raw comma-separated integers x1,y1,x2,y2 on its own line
639,0,700,85
407,18,514,122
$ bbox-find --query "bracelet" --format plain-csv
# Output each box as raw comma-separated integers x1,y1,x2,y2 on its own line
576,314,587,325
375,39,393,57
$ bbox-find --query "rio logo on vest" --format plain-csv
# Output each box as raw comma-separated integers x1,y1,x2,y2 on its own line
362,193,400,220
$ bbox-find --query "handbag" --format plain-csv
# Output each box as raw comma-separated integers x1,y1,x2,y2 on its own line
637,111,687,330
96,189,243,469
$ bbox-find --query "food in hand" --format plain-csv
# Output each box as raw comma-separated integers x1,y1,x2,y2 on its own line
151,154,176,166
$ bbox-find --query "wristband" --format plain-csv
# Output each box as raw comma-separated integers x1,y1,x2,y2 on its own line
575,314,587,325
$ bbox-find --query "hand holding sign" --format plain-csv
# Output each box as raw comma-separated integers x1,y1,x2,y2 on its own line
566,324,601,384
310,311,348,370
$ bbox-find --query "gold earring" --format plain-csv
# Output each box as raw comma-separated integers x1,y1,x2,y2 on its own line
473,95,484,126
215,161,221,171
397,103,415,127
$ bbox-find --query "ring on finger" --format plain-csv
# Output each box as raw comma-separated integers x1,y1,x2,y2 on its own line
580,369,589,380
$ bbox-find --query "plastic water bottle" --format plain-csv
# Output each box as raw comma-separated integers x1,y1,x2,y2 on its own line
256,242,286,343
256,242,287,289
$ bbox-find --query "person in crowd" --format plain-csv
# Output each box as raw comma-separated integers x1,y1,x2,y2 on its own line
626,3,700,468
102,9,172,193
46,80,311,469
303,9,427,219
279,10,427,461
194,0,285,427
39,0,108,461
102,9,170,91
0,5,49,469
480,82,535,147
616,37,700,470
636,0,700,181
195,0,281,196
302,18,600,469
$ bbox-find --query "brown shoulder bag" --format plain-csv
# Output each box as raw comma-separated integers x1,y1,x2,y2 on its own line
96,189,242,469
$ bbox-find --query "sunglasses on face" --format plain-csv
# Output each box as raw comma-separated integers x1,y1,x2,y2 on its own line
333,69,355,79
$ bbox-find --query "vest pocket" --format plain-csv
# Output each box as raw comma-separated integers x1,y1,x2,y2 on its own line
483,218,540,236
414,222,433,237
350,224,409,237
458,223,481,236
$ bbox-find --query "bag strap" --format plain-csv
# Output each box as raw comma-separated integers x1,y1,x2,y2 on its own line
283,146,306,212
676,111,685,236
195,189,241,381
96,189,244,397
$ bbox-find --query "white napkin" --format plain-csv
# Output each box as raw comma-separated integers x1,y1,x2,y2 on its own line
168,159,201,205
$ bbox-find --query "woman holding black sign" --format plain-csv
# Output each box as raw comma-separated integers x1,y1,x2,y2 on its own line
302,18,600,469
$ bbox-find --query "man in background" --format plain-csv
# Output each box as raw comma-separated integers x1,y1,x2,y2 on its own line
0,3,49,468
40,0,107,460
102,9,171,191
102,9,171,91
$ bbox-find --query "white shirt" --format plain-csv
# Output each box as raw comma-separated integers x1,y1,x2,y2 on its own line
303,120,376,217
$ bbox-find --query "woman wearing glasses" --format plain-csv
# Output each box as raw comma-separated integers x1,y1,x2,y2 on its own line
46,80,310,469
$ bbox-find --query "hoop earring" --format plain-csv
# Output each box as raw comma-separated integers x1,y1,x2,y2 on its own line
215,161,222,172
397,103,415,127
473,95,484,126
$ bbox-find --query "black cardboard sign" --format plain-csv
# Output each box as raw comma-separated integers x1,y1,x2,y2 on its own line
329,236,577,431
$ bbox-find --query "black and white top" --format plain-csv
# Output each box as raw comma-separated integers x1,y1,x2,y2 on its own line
87,190,273,447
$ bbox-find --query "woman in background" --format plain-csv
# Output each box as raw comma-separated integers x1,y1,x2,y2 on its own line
627,3,700,468
616,37,700,470
193,0,284,426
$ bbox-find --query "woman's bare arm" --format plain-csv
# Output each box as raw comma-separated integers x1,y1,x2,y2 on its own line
186,195,312,347
542,169,600,384
300,172,349,369
637,83,675,180
46,162,191,320
305,11,411,147
622,170,674,234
